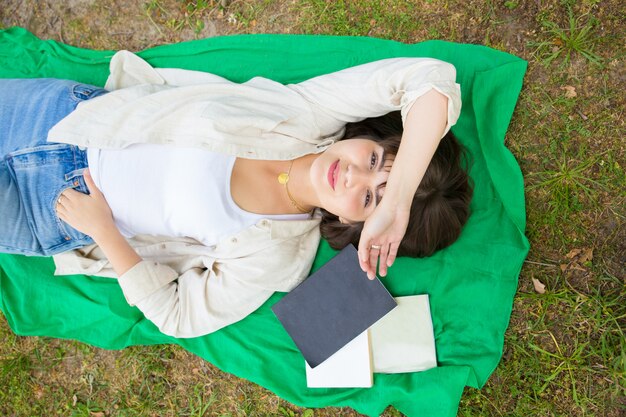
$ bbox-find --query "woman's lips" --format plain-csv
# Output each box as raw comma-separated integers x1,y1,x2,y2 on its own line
328,160,339,190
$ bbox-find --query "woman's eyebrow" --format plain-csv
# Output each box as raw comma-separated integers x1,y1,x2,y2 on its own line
373,147,389,207
378,147,387,171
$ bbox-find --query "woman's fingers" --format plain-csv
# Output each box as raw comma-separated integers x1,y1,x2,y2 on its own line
83,169,100,197
378,244,390,277
367,246,379,280
387,242,400,267
58,188,80,205
357,238,371,270
56,171,99,211
56,199,66,215
359,237,392,280
56,192,75,219
358,241,376,280
359,240,399,280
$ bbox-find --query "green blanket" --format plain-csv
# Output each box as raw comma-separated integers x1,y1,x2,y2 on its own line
0,27,529,417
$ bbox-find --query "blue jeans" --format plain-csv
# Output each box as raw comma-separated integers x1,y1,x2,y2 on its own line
0,78,107,256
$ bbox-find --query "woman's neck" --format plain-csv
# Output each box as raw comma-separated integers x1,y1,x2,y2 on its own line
285,154,320,211
230,155,321,215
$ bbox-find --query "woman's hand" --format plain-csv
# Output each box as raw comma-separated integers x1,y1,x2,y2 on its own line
56,169,115,240
57,169,141,276
357,201,410,280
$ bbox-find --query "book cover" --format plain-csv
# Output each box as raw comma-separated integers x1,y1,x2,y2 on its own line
272,245,397,368
305,331,372,388
370,294,437,373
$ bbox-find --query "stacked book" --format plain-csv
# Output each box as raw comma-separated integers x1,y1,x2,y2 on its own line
272,245,437,388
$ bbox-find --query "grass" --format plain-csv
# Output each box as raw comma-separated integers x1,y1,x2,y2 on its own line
460,275,625,416
145,0,210,34
0,0,625,416
528,145,606,218
531,4,604,68
294,0,424,41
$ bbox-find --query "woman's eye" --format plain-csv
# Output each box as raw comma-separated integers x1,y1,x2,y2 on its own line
365,190,372,207
370,152,377,169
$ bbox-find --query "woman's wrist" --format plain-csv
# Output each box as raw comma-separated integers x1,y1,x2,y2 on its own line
88,219,118,242
379,185,413,213
383,90,448,211
91,226,142,276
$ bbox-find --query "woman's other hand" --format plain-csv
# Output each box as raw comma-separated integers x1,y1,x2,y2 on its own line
56,169,115,240
358,90,448,280
357,200,410,280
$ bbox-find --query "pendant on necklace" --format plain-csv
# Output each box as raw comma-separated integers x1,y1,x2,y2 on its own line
277,172,290,185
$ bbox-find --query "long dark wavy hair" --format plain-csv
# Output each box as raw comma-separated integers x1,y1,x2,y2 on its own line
319,111,473,257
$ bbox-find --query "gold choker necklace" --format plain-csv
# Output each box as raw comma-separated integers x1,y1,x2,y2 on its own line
278,160,310,213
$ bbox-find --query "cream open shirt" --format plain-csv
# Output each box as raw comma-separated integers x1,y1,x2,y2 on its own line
49,51,461,338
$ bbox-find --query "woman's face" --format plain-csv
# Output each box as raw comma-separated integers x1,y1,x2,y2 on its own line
309,138,392,223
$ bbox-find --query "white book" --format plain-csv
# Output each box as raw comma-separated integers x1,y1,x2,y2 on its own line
305,331,372,388
370,295,437,374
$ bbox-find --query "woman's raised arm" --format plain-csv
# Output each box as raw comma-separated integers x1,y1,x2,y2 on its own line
358,89,448,279
289,57,460,138
291,58,461,277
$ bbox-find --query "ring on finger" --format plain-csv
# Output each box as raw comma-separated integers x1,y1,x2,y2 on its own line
370,244,381,250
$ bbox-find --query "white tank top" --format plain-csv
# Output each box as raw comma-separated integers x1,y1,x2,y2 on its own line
87,144,309,246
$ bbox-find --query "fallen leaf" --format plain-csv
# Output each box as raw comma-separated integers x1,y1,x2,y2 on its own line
561,85,577,98
566,248,581,259
532,278,546,294
579,248,593,263
72,395,77,407
90,412,105,417
560,263,568,272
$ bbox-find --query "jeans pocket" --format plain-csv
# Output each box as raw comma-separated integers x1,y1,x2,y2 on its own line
8,144,94,256
52,181,91,242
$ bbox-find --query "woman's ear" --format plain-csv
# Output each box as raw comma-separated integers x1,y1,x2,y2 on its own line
339,217,349,224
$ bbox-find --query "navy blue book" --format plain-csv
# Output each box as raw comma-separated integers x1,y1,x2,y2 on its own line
272,245,397,368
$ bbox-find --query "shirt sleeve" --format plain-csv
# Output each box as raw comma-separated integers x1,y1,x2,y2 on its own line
116,244,314,338
288,57,462,136
105,50,232,90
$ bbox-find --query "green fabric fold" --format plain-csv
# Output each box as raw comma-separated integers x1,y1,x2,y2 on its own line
0,27,529,417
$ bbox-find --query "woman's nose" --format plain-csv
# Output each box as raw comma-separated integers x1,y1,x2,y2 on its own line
345,165,368,188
